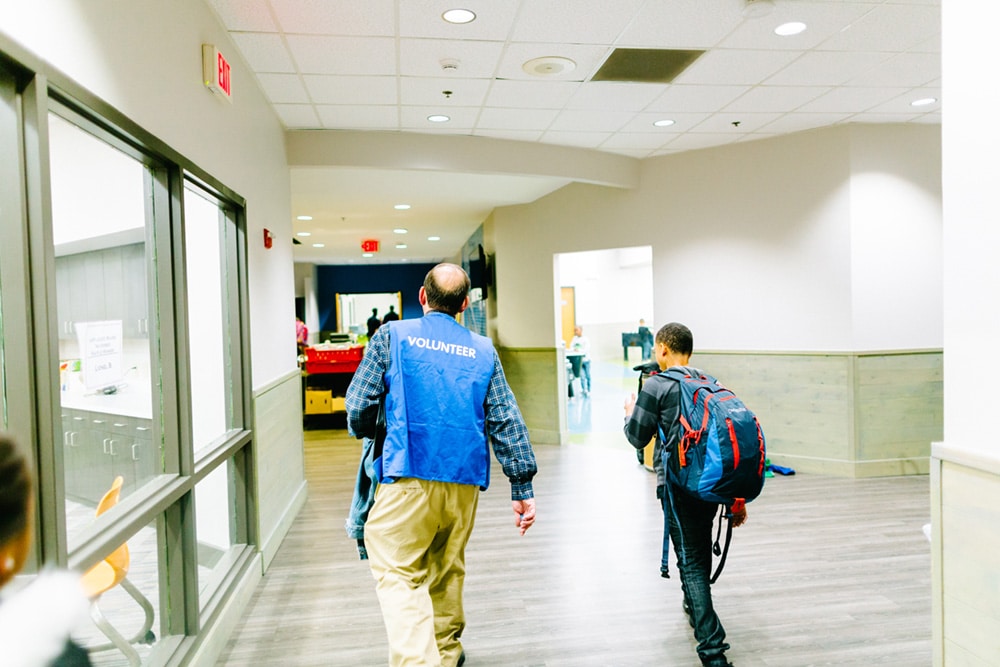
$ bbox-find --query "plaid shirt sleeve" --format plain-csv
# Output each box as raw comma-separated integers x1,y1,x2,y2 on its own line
345,326,390,439
485,350,537,501
624,375,680,451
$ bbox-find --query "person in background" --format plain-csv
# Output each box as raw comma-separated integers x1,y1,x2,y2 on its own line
381,305,399,323
622,323,745,667
638,318,654,361
295,316,308,354
367,308,381,339
0,434,92,667
569,325,592,397
345,263,537,667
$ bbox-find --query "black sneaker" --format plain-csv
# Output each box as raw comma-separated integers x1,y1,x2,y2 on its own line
458,651,466,666
701,655,733,667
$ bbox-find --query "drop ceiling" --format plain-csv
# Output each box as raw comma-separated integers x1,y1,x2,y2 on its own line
205,0,941,265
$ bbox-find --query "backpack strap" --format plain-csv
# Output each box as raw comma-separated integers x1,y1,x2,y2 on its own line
709,498,744,583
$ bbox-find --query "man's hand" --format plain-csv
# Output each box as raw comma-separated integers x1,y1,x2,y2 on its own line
624,392,637,419
731,505,748,528
512,498,536,535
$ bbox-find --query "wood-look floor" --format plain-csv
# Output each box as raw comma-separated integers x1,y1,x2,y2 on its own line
219,428,931,667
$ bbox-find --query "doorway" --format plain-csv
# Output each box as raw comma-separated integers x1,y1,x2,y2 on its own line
335,291,401,339
556,246,653,443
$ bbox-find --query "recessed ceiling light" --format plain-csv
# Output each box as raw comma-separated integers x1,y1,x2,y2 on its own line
394,204,411,210
296,232,311,237
362,252,374,258
393,228,408,234
428,236,441,241
774,21,807,36
312,243,325,248
653,119,676,127
911,97,938,107
442,8,476,24
395,243,408,249
296,215,313,221
427,114,450,123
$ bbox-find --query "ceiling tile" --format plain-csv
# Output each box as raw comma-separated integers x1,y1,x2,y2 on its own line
616,0,741,49
273,103,322,128
547,108,636,133
400,76,491,107
566,81,665,112
758,112,852,134
719,1,879,51
620,112,709,133
400,106,480,130
817,4,939,52
798,86,910,113
844,52,940,88
287,35,396,75
316,105,398,129
765,51,892,86
304,75,398,105
539,131,612,149
496,42,611,82
207,0,278,32
476,107,560,131
257,73,310,103
646,84,751,113
723,85,829,112
270,0,395,36
673,49,801,85
484,79,581,109
510,0,645,45
399,0,520,40
231,32,296,73
399,38,505,78
847,112,922,123
691,112,783,133
866,86,940,114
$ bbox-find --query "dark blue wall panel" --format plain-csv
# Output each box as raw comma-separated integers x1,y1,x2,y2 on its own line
316,263,437,332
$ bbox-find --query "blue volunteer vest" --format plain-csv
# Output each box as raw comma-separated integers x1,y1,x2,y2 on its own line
380,312,496,488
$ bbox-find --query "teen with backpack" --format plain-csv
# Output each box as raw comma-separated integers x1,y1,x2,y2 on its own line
623,322,766,667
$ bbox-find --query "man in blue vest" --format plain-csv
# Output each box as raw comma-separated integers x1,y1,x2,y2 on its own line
345,262,538,667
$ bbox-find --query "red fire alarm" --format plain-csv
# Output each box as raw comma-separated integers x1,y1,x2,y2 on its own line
361,239,380,253
263,228,274,249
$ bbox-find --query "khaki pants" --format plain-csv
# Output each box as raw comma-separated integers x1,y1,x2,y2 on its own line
365,478,479,667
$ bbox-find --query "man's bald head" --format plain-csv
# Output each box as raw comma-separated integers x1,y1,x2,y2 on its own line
423,263,471,316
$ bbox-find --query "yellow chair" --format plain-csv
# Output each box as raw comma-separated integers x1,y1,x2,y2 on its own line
80,476,155,666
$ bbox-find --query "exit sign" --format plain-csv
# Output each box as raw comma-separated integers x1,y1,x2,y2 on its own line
202,45,232,102
361,239,380,253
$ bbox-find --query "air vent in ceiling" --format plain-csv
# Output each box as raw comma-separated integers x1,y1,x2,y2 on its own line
591,48,705,84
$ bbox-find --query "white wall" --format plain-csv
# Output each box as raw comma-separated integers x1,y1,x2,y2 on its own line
849,124,943,351
0,0,295,388
494,124,942,354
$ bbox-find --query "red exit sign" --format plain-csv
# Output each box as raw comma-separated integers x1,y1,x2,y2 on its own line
203,45,232,103
361,239,380,253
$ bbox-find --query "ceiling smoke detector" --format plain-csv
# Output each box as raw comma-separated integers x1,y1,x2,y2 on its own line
440,58,460,72
742,0,776,19
522,56,576,77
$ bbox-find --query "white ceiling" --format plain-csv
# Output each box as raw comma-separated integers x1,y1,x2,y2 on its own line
205,0,941,265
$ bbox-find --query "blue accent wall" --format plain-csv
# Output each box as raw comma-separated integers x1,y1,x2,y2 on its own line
316,263,437,332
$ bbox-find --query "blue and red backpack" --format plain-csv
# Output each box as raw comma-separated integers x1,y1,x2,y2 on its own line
660,367,766,581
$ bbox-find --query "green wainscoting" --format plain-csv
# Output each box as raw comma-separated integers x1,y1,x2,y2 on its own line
695,350,942,477
252,370,309,569
498,347,567,445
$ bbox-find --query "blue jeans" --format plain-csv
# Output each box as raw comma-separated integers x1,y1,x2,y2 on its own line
668,487,730,664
